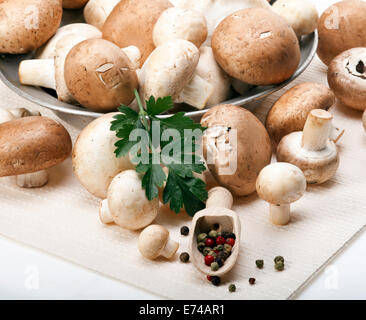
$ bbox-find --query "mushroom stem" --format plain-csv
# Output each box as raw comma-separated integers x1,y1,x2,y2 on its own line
19,59,56,89
269,203,290,226
301,109,333,151
16,170,49,188
206,187,233,209
99,199,114,224
121,46,141,70
160,238,179,259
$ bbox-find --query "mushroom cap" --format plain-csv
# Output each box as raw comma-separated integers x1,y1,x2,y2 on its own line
266,82,336,143
256,162,306,205
272,0,318,37
277,131,339,184
212,8,300,85
153,7,208,48
0,116,72,177
0,0,62,54
72,113,135,199
317,0,366,66
327,47,366,111
102,0,173,66
64,38,138,112
84,0,120,30
195,46,231,106
63,0,88,9
36,23,102,60
139,39,199,101
138,225,169,260
108,170,159,231
201,104,272,196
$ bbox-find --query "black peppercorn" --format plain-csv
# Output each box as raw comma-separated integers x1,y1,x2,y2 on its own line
211,276,221,286
216,251,227,261
256,259,264,269
179,252,190,263
227,233,236,240
221,231,230,238
197,242,205,252
249,278,256,285
180,226,189,236
215,258,224,268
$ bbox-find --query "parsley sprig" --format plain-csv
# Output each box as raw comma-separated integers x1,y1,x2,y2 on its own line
110,90,208,216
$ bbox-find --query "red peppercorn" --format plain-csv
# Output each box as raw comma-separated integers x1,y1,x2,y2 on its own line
205,255,215,266
214,250,219,254
226,238,235,246
207,275,212,282
216,236,226,245
205,238,215,247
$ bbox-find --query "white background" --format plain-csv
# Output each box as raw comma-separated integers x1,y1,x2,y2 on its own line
1,0,365,300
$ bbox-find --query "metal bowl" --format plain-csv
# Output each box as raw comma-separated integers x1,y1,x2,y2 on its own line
0,9,318,118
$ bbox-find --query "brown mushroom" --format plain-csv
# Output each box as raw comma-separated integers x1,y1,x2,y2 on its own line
64,38,139,112
317,0,366,66
328,47,366,111
63,0,88,9
201,104,272,196
265,82,343,144
211,8,300,85
102,0,173,66
0,116,72,187
0,0,62,54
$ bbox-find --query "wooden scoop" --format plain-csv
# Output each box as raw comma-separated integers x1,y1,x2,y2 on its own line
189,186,241,277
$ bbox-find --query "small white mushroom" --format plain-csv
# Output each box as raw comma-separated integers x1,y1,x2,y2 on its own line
277,109,340,184
139,39,213,109
99,170,159,230
84,0,120,30
153,7,208,48
138,225,179,260
256,162,306,225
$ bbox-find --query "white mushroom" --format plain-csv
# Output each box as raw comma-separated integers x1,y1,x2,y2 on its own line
153,7,208,48
84,0,120,30
99,170,159,230
256,162,306,225
138,225,179,260
276,109,340,184
36,23,102,59
139,39,213,109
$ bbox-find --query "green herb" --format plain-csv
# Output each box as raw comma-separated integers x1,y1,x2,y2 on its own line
111,90,208,216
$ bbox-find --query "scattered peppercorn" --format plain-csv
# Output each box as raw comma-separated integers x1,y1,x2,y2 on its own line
228,284,236,292
211,262,219,271
274,256,284,264
180,226,189,236
207,275,212,282
197,242,205,252
205,237,215,247
216,236,226,245
226,238,235,246
205,255,215,266
179,252,190,263
275,261,285,271
213,223,220,230
256,259,264,269
208,230,218,238
211,276,221,286
249,278,256,285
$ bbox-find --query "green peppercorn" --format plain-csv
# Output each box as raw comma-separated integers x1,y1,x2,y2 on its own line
197,233,207,243
215,244,224,251
208,251,217,258
197,242,205,252
228,284,236,292
224,244,232,252
249,278,256,285
275,261,285,271
211,276,221,286
179,252,190,263
210,262,219,271
180,226,189,236
274,256,284,264
208,230,218,238
203,247,211,256
256,259,264,269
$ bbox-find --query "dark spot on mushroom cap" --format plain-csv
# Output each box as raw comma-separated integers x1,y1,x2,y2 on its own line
356,60,365,74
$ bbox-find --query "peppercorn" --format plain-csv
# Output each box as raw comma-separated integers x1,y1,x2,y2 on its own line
180,226,189,236
211,276,221,286
274,256,284,264
215,258,224,268
197,242,205,252
208,230,218,238
213,223,220,230
275,261,285,271
179,252,190,263
226,238,235,247
221,231,230,238
208,251,217,258
228,284,236,292
224,244,232,252
217,251,228,261
205,255,215,266
205,237,215,247
207,275,212,282
203,247,211,256
256,259,264,269
216,236,226,245
227,233,236,240
249,278,256,285
214,244,224,251
210,262,219,271
197,233,207,243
